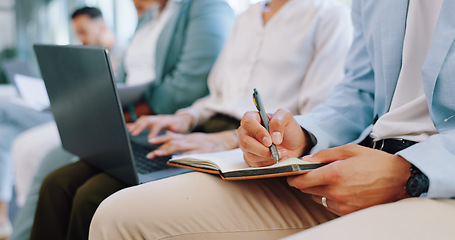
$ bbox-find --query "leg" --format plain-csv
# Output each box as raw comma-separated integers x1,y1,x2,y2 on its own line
90,172,337,240
0,108,22,205
10,146,76,240
12,121,63,207
30,161,100,240
0,117,21,238
0,98,53,233
67,173,128,240
282,198,455,240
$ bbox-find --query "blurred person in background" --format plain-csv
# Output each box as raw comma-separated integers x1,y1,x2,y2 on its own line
10,0,234,240
0,6,121,240
71,6,123,73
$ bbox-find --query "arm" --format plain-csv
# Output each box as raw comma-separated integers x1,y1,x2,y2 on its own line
146,0,234,114
296,0,376,153
398,129,455,198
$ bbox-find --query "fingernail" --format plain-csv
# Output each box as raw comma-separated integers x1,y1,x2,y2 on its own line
279,149,287,158
263,137,272,146
146,153,154,159
272,132,282,144
148,137,157,143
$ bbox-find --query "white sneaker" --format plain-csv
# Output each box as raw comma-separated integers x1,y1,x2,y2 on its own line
0,219,12,240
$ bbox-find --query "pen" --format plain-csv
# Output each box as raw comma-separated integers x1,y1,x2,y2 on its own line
252,88,280,163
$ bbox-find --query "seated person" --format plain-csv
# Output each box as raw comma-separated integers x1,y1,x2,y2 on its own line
9,0,234,240
90,0,455,239
126,0,354,158
0,6,119,240
12,6,121,209
28,0,352,239
72,7,123,72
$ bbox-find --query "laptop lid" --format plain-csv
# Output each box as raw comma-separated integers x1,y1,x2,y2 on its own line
33,44,140,185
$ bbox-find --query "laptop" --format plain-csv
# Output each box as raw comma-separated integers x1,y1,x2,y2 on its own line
1,59,51,111
33,44,191,185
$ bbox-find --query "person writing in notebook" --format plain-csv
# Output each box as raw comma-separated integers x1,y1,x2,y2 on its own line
126,0,352,159
91,0,455,239
29,1,352,240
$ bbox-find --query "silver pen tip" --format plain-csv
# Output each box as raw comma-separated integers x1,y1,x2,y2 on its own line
272,151,280,163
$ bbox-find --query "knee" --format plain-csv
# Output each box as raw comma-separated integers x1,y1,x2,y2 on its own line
39,168,77,200
92,188,132,220
89,189,134,238
39,170,63,196
71,183,101,214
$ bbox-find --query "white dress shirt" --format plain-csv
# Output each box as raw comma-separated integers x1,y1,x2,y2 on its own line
124,1,179,86
178,0,352,127
370,0,443,142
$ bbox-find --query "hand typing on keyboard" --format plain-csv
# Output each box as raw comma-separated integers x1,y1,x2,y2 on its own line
126,113,194,139
146,131,239,159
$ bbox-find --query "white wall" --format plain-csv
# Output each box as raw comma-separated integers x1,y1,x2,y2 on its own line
0,0,16,52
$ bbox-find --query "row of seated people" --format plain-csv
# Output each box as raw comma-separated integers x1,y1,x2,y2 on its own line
3,0,351,239
1,0,230,238
4,0,455,239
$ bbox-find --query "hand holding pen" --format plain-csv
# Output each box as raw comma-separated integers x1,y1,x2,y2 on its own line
252,88,280,163
237,90,311,167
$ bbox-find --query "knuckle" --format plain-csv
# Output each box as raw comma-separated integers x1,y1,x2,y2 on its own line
240,116,253,127
239,137,250,149
330,191,345,203
253,128,266,139
343,143,357,152
237,126,246,137
269,118,283,130
277,108,291,114
327,165,342,185
244,152,258,167
258,147,271,157
242,111,257,119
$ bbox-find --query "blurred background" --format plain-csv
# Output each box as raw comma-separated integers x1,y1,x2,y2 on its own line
0,0,351,84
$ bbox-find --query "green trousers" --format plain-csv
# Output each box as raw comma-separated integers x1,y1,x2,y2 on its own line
29,161,128,240
29,114,240,240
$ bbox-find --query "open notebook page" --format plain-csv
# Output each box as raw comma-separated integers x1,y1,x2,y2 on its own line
170,148,311,173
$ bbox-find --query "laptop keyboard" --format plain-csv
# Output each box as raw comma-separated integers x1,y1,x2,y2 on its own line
130,141,172,174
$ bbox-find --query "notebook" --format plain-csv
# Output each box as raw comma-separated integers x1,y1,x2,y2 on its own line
168,148,326,180
33,44,190,185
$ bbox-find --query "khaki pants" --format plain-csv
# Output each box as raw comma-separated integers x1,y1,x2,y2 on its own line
90,172,455,240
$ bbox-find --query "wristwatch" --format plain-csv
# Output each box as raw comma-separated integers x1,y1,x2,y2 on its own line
405,165,429,197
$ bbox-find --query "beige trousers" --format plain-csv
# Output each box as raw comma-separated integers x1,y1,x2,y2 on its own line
89,172,455,240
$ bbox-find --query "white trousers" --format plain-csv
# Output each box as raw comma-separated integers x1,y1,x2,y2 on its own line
12,121,63,206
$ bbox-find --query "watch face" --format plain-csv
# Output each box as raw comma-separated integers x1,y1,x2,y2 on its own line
406,171,429,197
